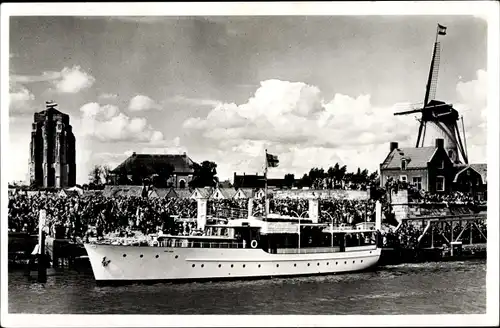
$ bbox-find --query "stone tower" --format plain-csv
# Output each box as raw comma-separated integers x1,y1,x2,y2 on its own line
29,101,76,188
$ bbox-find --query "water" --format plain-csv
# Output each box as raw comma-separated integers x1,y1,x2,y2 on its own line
8,260,485,314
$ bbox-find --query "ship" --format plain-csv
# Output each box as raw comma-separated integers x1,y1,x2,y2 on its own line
84,151,383,283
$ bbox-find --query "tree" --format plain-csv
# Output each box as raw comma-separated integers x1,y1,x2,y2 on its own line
189,161,219,188
284,173,295,188
88,165,113,186
89,165,102,186
298,173,311,188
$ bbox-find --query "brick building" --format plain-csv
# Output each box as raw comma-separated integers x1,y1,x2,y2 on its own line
29,101,76,188
380,138,486,195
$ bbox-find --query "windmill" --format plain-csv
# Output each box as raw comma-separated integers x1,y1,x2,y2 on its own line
394,24,469,164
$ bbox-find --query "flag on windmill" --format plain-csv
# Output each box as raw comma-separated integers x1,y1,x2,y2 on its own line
437,24,447,36
266,152,279,168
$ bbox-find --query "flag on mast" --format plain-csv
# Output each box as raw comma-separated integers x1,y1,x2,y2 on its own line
437,24,447,36
266,153,279,168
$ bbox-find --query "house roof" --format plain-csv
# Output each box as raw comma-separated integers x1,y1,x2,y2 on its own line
111,153,196,175
60,189,79,197
381,147,438,170
470,163,487,183
216,187,237,199
167,188,193,198
192,187,213,199
454,163,487,184
154,188,170,198
237,188,256,198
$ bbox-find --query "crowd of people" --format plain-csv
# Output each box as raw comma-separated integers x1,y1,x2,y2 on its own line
8,193,198,239
8,187,487,250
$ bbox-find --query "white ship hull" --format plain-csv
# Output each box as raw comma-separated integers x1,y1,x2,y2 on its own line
84,244,381,283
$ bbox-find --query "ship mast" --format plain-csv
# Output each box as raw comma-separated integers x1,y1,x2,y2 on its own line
264,149,268,220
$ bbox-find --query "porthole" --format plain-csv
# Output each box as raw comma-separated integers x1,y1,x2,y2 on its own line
258,264,261,268
218,264,222,268
370,251,372,254
123,254,127,257
140,254,143,258
201,264,204,268
276,264,279,268
155,255,159,258
336,262,338,265
327,262,329,265
352,260,355,263
175,255,178,259
307,263,310,267
361,260,363,263
294,263,297,267
317,263,320,266
192,264,195,268
344,261,347,264
231,264,234,268
242,264,246,268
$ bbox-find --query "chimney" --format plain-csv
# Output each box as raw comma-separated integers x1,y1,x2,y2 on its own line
390,142,399,152
132,152,136,156
435,138,444,149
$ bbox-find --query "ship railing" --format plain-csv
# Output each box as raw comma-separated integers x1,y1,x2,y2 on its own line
276,246,342,254
157,240,246,249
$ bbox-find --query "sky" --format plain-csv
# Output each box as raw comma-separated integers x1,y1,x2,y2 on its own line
8,14,488,184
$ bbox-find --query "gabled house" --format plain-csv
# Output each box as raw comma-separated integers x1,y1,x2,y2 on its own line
234,188,257,199
190,187,213,200
211,187,237,200
380,138,456,193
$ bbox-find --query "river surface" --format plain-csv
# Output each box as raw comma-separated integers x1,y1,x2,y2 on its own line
8,260,485,314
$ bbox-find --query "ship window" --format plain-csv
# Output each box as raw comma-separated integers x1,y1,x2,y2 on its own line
352,260,355,263
307,263,310,266
344,261,347,264
175,255,179,259
155,255,159,258
336,262,338,265
218,264,222,268
276,264,279,268
231,264,234,268
361,260,363,263
327,262,329,265
258,264,261,268
242,264,246,268
123,254,126,257
140,254,143,258
294,263,297,267
317,263,320,266
192,264,195,268
201,264,204,268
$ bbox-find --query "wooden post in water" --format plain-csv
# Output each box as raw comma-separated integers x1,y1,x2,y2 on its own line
37,209,47,283
37,231,47,283
431,225,434,249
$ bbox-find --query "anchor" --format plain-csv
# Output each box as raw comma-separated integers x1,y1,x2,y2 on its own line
102,256,111,267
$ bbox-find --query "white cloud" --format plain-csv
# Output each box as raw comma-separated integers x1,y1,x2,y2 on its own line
454,69,487,163
128,95,161,111
51,65,96,93
183,79,417,178
168,95,222,107
79,102,164,144
9,83,35,114
99,93,118,100
182,73,489,179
